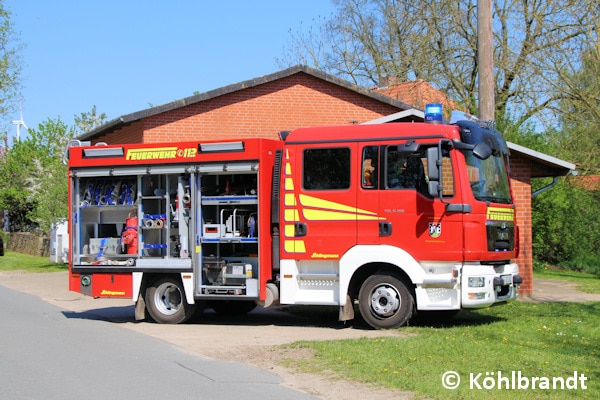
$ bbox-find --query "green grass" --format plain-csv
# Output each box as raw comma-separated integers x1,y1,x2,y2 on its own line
283,302,599,399
534,267,600,294
281,268,600,400
0,250,68,273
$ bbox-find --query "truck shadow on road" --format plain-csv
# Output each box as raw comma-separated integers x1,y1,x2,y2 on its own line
62,304,505,330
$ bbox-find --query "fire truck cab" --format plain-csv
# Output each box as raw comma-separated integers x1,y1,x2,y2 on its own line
66,110,521,329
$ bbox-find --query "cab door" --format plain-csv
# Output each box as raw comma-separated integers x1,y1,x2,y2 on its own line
377,144,465,262
281,143,358,260
356,144,382,245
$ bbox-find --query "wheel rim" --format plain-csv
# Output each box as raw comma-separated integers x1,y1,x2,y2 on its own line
369,283,401,319
153,282,182,316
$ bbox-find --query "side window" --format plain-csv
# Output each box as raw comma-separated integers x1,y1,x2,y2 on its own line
361,146,378,189
385,146,428,195
303,147,351,190
441,148,455,197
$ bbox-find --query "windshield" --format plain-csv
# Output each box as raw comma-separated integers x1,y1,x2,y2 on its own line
464,150,512,204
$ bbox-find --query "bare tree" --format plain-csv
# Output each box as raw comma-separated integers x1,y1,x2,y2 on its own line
555,43,600,174
279,0,598,129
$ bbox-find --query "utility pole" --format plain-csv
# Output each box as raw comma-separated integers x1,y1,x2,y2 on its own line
478,0,494,121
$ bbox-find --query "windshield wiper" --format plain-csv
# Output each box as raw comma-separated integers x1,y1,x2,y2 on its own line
477,196,512,204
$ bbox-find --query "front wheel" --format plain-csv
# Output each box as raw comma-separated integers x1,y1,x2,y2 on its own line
358,274,414,329
145,276,196,324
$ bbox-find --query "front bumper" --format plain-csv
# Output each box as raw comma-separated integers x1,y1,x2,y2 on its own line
462,263,521,308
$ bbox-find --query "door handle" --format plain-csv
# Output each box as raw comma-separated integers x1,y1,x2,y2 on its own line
379,221,392,237
295,222,307,237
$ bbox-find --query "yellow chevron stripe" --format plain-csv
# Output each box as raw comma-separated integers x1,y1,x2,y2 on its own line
285,178,294,191
284,209,299,222
303,209,357,220
284,224,295,237
284,240,306,253
284,193,296,206
299,194,378,216
302,209,382,221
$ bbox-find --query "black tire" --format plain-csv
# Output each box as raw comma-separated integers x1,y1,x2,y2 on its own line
358,273,414,329
145,276,196,324
210,300,257,315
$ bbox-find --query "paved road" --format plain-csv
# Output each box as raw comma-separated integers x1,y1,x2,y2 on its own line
0,284,318,400
1,270,598,400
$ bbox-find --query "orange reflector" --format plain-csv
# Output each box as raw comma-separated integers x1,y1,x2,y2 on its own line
468,292,486,300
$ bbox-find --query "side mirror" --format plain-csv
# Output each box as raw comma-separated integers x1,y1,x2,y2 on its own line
473,142,493,160
427,147,441,197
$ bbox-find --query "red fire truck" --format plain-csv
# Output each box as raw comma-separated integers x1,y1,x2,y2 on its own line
66,110,521,329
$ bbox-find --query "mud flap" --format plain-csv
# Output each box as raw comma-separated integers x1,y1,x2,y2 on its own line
135,292,147,320
338,295,355,321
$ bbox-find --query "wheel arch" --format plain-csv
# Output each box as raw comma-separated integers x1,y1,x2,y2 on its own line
340,245,424,305
133,272,195,320
347,262,416,302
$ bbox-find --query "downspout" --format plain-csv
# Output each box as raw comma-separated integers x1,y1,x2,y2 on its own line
531,177,559,197
531,169,577,197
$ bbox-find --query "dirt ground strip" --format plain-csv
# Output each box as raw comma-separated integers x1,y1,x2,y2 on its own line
1,270,598,399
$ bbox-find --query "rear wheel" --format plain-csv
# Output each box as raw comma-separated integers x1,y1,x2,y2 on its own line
358,273,414,329
145,276,196,324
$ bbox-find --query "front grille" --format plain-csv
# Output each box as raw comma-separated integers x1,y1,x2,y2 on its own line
486,222,514,252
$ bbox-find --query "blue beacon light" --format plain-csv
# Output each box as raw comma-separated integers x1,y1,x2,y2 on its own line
424,103,443,123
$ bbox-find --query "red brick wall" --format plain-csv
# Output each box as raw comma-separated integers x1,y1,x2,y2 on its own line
141,73,400,143
510,155,533,294
93,121,144,145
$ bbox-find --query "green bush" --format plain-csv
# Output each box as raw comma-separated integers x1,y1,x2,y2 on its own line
532,178,600,275
562,253,600,277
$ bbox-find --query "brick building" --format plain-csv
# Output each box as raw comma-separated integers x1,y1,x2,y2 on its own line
80,65,576,295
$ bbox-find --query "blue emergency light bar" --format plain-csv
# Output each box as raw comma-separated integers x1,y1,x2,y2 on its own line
424,103,443,123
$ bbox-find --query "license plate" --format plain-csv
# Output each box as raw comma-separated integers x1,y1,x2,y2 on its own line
501,274,512,285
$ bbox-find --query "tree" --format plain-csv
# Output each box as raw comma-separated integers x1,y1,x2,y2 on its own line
553,43,600,175
25,118,74,232
0,117,73,233
279,0,599,129
532,179,600,276
0,138,37,231
0,0,24,143
74,105,108,136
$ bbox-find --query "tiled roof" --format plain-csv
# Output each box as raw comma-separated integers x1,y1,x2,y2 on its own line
572,175,600,191
372,79,463,114
78,65,414,141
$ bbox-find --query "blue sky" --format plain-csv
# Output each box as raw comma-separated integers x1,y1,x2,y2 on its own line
6,0,335,141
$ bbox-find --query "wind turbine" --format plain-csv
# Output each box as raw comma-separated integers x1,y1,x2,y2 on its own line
12,103,28,142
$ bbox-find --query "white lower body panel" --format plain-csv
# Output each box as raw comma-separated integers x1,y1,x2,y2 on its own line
279,259,340,305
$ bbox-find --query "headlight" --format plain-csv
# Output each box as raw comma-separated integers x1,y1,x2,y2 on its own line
468,277,486,288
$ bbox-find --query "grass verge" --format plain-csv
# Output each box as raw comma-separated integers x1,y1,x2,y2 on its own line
282,302,599,399
285,303,598,399
534,267,600,294
0,250,68,273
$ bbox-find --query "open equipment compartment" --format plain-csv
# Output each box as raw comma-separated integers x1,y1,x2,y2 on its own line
196,171,260,298
71,170,193,269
